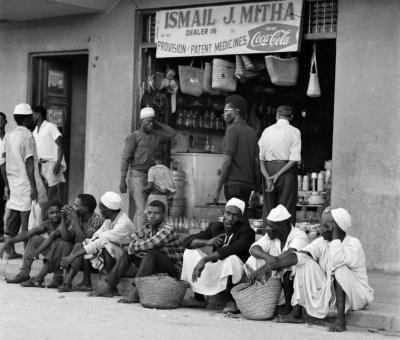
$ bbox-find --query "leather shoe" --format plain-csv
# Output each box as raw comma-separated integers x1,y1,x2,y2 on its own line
21,278,44,288
222,301,240,314
6,273,30,284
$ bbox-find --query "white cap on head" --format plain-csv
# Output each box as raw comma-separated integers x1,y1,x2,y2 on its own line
100,191,122,210
267,204,291,222
140,107,155,120
225,198,245,215
14,103,33,115
331,208,351,232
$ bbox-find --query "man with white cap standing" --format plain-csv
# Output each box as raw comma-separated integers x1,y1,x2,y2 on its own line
59,191,135,292
0,103,44,258
180,198,255,313
251,207,374,332
245,204,309,315
120,106,176,230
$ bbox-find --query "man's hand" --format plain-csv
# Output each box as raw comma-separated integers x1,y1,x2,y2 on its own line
249,264,273,284
270,174,279,185
192,258,206,283
61,255,73,268
30,187,38,201
265,178,274,192
53,161,61,175
120,179,127,194
206,234,225,247
3,186,9,200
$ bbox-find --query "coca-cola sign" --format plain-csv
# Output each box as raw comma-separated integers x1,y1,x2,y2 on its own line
247,24,298,52
155,0,303,58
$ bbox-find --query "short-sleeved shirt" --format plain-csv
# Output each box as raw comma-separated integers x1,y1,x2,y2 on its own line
40,220,59,238
33,120,62,162
222,119,259,187
147,164,176,193
258,119,301,162
69,212,104,242
121,129,171,172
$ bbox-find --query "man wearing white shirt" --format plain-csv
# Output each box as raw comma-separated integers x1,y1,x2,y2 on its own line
258,105,301,224
245,204,309,315
0,112,7,242
250,207,373,332
32,106,66,202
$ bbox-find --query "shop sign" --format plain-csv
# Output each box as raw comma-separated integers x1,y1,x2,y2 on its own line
155,0,304,58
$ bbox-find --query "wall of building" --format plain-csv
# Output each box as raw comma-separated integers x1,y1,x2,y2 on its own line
333,0,400,272
0,0,135,211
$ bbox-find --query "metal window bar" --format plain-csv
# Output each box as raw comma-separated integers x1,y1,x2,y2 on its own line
305,0,337,35
142,13,156,43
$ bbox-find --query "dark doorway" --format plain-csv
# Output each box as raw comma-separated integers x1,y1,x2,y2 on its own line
29,52,88,204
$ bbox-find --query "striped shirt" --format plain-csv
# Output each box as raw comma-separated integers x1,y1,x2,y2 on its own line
128,221,184,275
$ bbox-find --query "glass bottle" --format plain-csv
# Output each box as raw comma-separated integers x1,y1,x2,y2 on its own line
184,111,192,127
204,111,210,129
176,110,183,126
192,111,198,128
210,112,216,129
204,136,210,152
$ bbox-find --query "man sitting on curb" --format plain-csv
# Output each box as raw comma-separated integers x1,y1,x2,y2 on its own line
250,207,374,332
59,191,135,292
245,204,309,315
0,200,73,288
180,198,255,314
88,200,184,302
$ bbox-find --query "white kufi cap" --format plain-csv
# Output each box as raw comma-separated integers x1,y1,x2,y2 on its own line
100,191,122,210
14,103,33,115
225,198,245,215
331,208,352,232
267,204,291,222
140,107,155,120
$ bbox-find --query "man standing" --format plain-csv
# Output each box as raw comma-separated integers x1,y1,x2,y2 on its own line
0,112,8,242
0,103,44,259
32,106,66,202
88,200,184,301
0,200,73,288
258,105,301,224
251,207,374,332
212,95,260,206
120,107,176,230
180,198,255,313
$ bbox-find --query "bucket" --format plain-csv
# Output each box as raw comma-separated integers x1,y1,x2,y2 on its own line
169,198,186,218
172,170,186,199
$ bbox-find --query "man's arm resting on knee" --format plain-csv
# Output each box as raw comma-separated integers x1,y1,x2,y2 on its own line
0,226,46,257
192,251,220,282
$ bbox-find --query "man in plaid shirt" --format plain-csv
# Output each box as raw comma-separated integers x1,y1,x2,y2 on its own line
89,200,184,302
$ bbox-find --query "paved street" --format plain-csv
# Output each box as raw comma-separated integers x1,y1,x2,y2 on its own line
0,281,396,340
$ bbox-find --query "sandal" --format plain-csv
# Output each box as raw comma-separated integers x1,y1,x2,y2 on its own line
20,278,44,288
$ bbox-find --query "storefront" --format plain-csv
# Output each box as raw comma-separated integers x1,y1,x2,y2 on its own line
0,0,398,271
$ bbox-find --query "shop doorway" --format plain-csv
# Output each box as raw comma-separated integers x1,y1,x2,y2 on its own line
29,52,88,204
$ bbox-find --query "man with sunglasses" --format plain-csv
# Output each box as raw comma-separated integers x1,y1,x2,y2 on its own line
245,204,309,315
212,95,260,206
180,198,255,314
249,207,373,332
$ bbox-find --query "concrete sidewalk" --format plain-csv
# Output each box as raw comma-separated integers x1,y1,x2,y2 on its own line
1,252,399,334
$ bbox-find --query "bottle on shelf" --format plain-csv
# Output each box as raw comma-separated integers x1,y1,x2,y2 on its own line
184,111,192,127
203,111,210,129
210,112,216,129
192,111,198,128
204,136,210,152
176,110,183,126
198,114,203,128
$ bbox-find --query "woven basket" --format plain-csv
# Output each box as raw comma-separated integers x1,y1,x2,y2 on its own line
231,278,282,320
134,275,189,309
212,58,237,92
178,63,204,97
265,56,299,86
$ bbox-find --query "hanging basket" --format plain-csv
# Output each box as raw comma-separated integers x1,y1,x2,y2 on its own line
178,62,204,97
212,58,237,92
134,274,189,309
231,278,282,320
265,56,299,86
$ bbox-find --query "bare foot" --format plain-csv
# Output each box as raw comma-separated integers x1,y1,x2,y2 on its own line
74,283,93,292
88,283,114,297
328,320,347,332
275,313,304,324
117,289,139,304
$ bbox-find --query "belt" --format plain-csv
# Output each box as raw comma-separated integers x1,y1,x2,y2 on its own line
265,160,289,163
131,168,148,174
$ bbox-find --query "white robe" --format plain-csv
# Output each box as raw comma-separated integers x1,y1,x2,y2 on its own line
293,236,374,318
180,249,244,296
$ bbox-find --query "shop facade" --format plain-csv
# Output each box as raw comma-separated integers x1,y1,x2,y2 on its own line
0,0,398,272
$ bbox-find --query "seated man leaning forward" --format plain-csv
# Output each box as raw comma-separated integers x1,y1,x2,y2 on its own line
0,200,73,288
180,198,255,314
88,200,184,302
59,191,135,292
250,207,374,332
245,204,309,315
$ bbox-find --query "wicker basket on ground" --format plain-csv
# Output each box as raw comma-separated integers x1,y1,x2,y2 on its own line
231,278,282,320
134,274,189,309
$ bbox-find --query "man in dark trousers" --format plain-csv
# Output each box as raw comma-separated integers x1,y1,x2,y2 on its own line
258,105,301,224
0,112,7,242
120,107,176,231
212,95,260,206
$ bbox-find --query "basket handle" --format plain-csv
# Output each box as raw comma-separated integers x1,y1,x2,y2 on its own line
310,42,318,74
